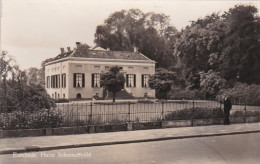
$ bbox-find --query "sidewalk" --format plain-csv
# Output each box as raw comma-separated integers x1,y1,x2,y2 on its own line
0,122,260,154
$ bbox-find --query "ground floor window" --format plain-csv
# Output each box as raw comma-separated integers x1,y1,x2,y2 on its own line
142,74,149,87
126,74,136,87
73,73,85,88
92,73,100,87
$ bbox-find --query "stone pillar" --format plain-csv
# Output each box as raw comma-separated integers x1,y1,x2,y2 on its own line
46,128,52,136
0,129,3,138
89,126,95,133
127,123,133,131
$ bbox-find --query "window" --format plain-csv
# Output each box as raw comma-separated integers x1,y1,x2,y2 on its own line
92,74,100,87
94,66,100,70
51,75,58,88
126,74,136,87
142,74,149,87
128,67,134,70
61,74,66,88
143,67,148,70
73,73,85,88
63,94,65,98
105,66,110,71
119,67,123,70
46,76,50,88
57,74,60,88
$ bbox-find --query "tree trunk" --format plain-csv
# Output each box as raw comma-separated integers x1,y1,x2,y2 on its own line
112,92,116,102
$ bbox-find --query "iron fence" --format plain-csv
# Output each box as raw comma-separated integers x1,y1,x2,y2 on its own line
54,100,260,126
1,99,259,129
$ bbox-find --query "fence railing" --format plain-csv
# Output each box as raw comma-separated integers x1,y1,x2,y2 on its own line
54,100,259,126
1,100,259,129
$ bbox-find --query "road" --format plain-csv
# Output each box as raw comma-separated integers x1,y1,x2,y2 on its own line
0,133,260,164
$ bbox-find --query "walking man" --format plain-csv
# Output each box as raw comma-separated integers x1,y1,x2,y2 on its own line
224,97,232,125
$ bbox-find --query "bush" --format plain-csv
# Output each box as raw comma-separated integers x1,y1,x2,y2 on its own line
231,110,260,117
55,98,69,103
164,107,224,120
168,88,204,100
0,109,63,130
216,82,260,105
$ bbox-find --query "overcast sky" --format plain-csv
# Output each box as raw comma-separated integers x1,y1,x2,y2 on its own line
1,0,260,70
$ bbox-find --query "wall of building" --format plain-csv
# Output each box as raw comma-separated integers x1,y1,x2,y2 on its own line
45,59,155,99
45,61,69,99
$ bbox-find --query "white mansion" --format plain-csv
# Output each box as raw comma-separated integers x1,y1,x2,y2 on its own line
44,42,156,100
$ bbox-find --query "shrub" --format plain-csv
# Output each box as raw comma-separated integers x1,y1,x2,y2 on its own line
0,109,63,130
55,98,69,103
164,107,224,120
168,88,204,100
216,82,260,105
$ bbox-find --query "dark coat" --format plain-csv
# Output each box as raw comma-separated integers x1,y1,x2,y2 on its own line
224,98,232,112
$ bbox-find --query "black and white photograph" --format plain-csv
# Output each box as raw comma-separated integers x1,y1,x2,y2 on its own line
0,0,260,163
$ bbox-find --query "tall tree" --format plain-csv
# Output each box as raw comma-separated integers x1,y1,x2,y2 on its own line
100,66,125,102
220,5,260,84
148,68,176,100
94,9,178,68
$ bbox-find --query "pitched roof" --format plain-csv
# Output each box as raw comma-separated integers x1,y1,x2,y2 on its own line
45,45,154,65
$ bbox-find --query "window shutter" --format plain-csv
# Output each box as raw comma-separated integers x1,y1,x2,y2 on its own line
73,73,76,87
126,74,129,87
141,75,144,87
64,74,66,88
134,74,136,87
82,73,85,87
92,74,94,87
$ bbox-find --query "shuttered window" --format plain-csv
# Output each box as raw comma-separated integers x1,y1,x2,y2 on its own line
73,73,85,88
92,73,100,88
142,74,149,87
126,74,136,87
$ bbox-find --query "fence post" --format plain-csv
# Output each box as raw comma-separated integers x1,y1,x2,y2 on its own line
161,101,164,120
244,100,247,123
128,101,131,122
90,102,93,125
192,99,195,110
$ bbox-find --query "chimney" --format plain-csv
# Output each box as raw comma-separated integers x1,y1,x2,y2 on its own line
67,47,71,52
107,48,110,51
76,42,81,49
60,48,65,54
134,46,138,53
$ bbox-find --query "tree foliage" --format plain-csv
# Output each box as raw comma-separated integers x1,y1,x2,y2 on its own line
100,66,125,102
174,5,260,86
0,51,54,113
148,68,176,99
94,9,178,68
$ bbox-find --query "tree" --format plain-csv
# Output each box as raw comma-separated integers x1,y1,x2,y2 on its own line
220,5,260,84
148,68,176,100
174,13,225,77
26,67,45,87
199,70,227,98
94,9,178,68
0,51,54,113
100,66,125,102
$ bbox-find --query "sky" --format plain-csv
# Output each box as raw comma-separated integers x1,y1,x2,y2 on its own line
1,0,260,70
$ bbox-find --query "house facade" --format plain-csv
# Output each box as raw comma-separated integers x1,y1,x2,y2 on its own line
44,42,156,99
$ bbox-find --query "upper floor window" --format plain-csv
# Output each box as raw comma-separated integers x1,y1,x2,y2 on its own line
126,74,136,87
73,73,85,88
105,66,110,71
94,66,100,70
61,73,66,88
142,74,149,87
92,73,100,87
